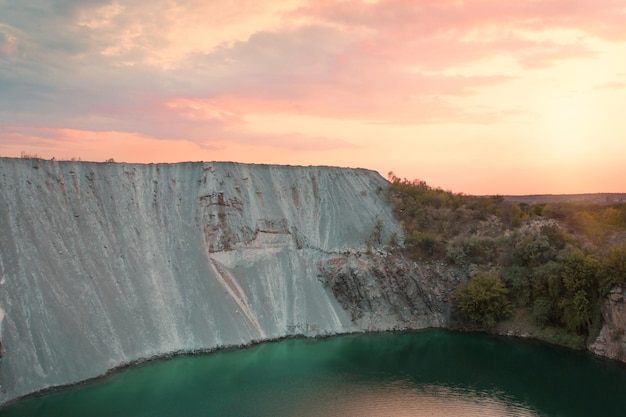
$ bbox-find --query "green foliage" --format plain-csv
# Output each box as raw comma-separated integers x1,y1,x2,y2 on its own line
543,203,626,245
599,241,626,296
532,204,546,216
453,272,512,327
539,223,570,249
446,236,498,265
387,173,526,261
387,173,626,343
532,261,563,301
514,234,552,267
532,297,555,327
499,266,532,307
500,202,523,228
501,225,569,268
446,241,468,265
558,249,600,333
405,231,441,257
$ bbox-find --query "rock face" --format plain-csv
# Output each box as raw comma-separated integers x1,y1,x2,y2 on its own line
0,158,446,404
590,285,626,362
320,254,454,331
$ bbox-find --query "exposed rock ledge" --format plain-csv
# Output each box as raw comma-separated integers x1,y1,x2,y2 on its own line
590,285,626,362
0,158,448,405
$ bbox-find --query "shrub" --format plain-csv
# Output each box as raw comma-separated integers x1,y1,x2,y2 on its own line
599,242,626,296
453,272,512,328
532,261,562,300
499,266,532,307
405,231,441,257
532,297,555,327
446,241,468,265
386,231,399,248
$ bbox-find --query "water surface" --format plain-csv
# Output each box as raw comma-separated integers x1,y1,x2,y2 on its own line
2,330,625,416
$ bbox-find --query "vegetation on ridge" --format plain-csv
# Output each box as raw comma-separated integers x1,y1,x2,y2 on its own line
386,173,626,347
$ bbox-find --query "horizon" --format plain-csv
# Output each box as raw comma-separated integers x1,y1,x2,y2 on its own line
1,1,625,195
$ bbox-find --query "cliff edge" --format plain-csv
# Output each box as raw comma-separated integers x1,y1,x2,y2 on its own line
0,158,448,404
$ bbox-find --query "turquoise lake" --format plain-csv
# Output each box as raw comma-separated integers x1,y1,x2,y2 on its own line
1,330,626,416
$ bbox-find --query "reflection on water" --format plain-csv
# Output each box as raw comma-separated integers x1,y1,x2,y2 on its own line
294,382,538,417
1,330,625,417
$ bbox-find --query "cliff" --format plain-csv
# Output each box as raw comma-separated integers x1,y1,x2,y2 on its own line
590,285,626,362
0,158,448,404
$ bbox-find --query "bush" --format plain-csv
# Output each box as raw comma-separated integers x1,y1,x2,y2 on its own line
599,242,626,296
500,202,522,227
446,242,468,265
516,234,552,266
386,231,399,248
499,266,532,307
453,272,512,328
532,297,555,327
446,236,498,265
540,223,569,250
532,261,562,300
405,231,441,257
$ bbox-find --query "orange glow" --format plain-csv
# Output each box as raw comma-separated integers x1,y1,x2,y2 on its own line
1,0,626,195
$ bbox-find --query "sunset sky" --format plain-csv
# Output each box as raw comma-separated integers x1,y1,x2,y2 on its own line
1,0,625,195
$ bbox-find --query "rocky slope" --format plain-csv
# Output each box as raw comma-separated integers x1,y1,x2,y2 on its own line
590,284,626,362
319,253,456,331
0,158,449,404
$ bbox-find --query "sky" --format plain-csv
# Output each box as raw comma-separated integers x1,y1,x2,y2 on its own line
1,0,626,195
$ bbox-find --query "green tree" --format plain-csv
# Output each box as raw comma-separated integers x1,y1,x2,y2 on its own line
532,261,563,301
532,297,555,327
499,266,532,307
453,272,512,327
539,223,569,250
558,249,600,333
599,242,626,296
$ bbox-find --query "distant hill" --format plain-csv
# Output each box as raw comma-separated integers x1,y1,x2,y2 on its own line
502,193,626,205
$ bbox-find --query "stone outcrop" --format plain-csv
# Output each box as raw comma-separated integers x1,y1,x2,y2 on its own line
0,158,446,404
590,285,626,362
320,253,458,331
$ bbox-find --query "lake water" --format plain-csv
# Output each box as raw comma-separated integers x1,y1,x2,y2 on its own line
2,330,626,416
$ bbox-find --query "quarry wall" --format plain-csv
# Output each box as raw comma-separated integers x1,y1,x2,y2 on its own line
0,158,447,404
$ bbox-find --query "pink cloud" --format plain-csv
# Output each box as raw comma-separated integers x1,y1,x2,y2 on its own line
197,72,510,124
173,23,515,123
3,0,612,136
298,0,626,39
295,0,623,68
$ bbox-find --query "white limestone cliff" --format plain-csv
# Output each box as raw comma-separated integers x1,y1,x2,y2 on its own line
0,158,418,404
